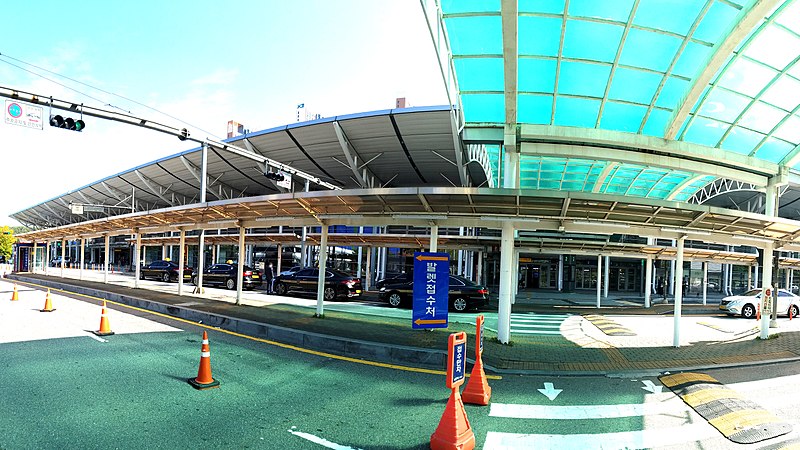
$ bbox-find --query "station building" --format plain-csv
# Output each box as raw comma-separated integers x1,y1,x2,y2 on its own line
10,0,800,344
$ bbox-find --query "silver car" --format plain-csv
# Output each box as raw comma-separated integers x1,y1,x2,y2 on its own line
719,288,800,319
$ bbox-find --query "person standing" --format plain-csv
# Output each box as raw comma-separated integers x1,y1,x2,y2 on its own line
265,262,275,294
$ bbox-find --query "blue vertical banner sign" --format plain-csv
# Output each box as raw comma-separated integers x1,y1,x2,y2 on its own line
412,252,450,329
447,332,467,389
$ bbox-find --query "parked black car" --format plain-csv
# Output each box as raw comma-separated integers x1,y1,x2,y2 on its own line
140,260,193,283
273,267,362,300
378,273,489,312
191,263,263,290
280,265,304,276
375,272,411,290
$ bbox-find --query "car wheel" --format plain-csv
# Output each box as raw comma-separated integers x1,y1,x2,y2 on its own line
452,297,468,312
226,278,236,290
742,304,756,319
790,305,799,318
275,282,287,295
387,292,403,307
139,272,145,280
324,287,336,301
191,276,198,286
162,272,170,283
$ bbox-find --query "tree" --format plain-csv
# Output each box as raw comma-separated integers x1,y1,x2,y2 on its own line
0,225,14,262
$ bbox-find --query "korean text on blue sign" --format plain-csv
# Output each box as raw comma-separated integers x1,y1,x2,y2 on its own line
447,332,467,389
412,252,449,329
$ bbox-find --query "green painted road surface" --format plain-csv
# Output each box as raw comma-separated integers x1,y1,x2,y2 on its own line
2,280,800,449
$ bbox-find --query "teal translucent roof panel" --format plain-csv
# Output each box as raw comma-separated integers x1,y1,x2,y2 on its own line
599,102,647,133
642,108,671,137
738,102,786,134
557,61,611,97
720,127,765,155
518,16,563,57
761,75,800,111
441,0,500,14
461,94,505,123
554,97,600,127
633,0,706,36
716,58,777,97
743,25,800,71
519,58,557,93
562,19,624,63
519,0,564,14
517,94,553,124
697,87,751,123
774,115,800,143
776,0,800,34
654,77,691,110
454,58,504,92
755,137,794,163
619,28,682,72
671,175,717,202
683,116,728,147
672,41,713,79
693,1,741,43
608,67,661,104
443,16,502,56
568,0,634,22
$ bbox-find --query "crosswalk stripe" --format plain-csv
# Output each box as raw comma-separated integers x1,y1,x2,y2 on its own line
490,398,690,419
510,323,562,329
509,329,563,335
484,424,717,450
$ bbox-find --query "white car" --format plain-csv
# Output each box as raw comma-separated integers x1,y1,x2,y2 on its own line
719,288,800,319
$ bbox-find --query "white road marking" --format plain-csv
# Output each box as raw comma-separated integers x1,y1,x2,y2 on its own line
287,428,362,450
640,380,662,394
484,424,717,450
490,397,688,419
537,382,563,401
87,333,108,343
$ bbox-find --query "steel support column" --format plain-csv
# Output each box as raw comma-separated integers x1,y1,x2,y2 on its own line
597,255,602,308
702,261,708,306
178,230,186,296
316,224,329,317
236,225,245,305
103,235,110,284
498,221,514,344
673,236,686,348
134,231,141,289
430,225,439,252
760,242,774,339
645,256,653,308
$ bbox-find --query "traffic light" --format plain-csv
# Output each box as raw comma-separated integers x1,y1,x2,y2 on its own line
264,170,285,182
178,128,189,141
49,114,86,132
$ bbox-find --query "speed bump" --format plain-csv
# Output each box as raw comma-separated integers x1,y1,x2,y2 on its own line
583,314,635,336
660,372,792,444
758,437,800,450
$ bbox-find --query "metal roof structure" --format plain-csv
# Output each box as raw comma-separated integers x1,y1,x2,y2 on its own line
425,0,800,206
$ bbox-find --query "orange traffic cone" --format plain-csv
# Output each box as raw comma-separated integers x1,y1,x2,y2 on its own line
430,388,475,450
462,357,492,406
40,289,55,312
188,330,220,390
92,301,115,336
10,283,18,301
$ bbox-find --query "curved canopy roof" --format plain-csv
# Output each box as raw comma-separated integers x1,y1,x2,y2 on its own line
434,0,800,202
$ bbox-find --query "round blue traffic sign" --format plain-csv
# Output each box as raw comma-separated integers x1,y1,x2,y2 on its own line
7,102,22,118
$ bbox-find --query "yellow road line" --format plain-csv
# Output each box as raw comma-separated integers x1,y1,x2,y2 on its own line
12,279,501,380
660,372,718,388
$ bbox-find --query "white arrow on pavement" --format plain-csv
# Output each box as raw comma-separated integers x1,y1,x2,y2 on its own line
641,380,662,394
538,382,563,401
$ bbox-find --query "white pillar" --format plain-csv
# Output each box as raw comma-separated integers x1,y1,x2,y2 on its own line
748,265,752,289
673,236,686,347
785,264,791,290
79,238,85,281
503,143,519,189
236,225,245,305
645,256,653,308
162,244,167,261
103,235,110,284
668,257,676,296
178,230,186,296
60,239,66,278
194,230,206,294
754,263,759,288
365,246,372,291
557,255,563,291
276,244,283,275
477,250,484,285
430,225,439,252
513,250,520,299
761,243,774,338
702,261,708,306
603,255,610,298
316,225,329,317
597,254,602,308
134,231,141,288
498,222,514,344
457,227,464,276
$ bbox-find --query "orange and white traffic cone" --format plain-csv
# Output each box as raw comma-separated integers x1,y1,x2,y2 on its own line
40,289,55,312
188,330,220,390
462,357,492,406
430,388,475,450
92,301,114,336
10,283,18,301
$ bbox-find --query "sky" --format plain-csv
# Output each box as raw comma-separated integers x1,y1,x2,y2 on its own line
0,0,447,227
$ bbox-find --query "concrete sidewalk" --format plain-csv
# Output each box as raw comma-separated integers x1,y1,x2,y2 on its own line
5,272,800,375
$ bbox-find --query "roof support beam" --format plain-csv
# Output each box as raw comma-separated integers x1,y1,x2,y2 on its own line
666,175,707,201
179,155,236,201
592,162,619,193
332,121,380,188
665,0,780,140
134,169,180,207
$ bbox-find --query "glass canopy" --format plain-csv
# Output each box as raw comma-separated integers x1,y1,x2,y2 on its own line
440,0,800,201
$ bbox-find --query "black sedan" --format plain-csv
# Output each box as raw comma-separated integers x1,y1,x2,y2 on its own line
140,260,193,283
273,267,362,301
378,273,489,312
191,263,263,290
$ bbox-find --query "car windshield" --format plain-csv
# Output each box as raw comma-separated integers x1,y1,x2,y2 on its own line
741,289,761,297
